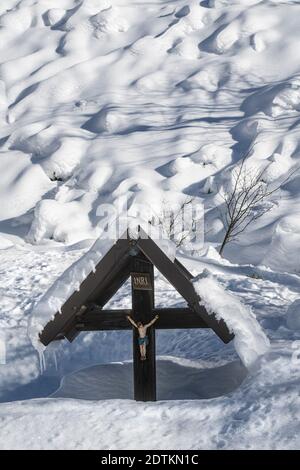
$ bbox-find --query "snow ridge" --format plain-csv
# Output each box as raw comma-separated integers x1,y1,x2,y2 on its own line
193,273,270,368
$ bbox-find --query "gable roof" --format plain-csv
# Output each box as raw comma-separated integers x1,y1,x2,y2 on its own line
39,228,234,346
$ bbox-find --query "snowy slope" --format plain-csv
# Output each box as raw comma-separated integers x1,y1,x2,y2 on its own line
0,0,300,450
0,0,299,270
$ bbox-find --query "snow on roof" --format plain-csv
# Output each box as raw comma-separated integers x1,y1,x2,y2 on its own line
193,273,270,369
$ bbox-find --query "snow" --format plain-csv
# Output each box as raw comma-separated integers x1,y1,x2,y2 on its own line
53,357,248,401
46,9,66,27
0,243,299,449
286,299,300,331
262,214,300,274
0,350,299,450
90,6,129,35
0,235,13,250
0,0,300,451
193,274,270,368
0,151,53,221
28,236,114,352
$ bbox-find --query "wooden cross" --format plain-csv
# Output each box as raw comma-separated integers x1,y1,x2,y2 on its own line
39,230,233,402
74,254,209,402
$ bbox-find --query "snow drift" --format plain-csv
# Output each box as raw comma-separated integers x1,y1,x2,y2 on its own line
286,299,300,331
193,273,270,368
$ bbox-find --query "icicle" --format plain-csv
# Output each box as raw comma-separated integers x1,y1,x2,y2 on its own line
53,350,58,371
38,350,46,374
89,259,96,273
75,280,81,292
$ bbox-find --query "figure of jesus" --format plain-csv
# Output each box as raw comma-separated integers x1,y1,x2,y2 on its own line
126,314,159,361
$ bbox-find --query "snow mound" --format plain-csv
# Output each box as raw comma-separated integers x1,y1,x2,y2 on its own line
41,137,88,180
192,143,232,168
272,83,300,117
0,7,32,34
27,198,95,245
193,274,270,368
136,71,174,93
90,7,129,36
212,22,240,54
53,358,247,401
0,235,14,249
180,67,221,92
262,215,300,274
0,151,53,221
82,107,127,134
286,299,300,331
169,156,194,175
130,36,165,56
177,3,207,31
171,38,200,60
46,9,66,27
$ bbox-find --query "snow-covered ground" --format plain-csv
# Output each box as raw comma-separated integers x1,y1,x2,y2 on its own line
0,0,299,450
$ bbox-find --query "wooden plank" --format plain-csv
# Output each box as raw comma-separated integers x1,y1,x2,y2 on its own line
174,258,193,280
75,307,209,331
131,255,156,402
76,308,132,330
153,307,209,329
39,237,132,346
62,261,133,342
93,262,132,308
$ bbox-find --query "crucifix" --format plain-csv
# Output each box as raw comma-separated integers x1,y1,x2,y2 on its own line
39,230,234,402
69,254,218,401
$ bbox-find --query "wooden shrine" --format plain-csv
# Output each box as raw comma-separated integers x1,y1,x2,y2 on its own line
40,228,234,402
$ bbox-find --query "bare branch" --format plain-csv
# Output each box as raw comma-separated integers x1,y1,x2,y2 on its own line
218,162,299,255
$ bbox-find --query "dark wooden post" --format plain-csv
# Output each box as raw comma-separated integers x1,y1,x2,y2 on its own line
131,254,156,402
